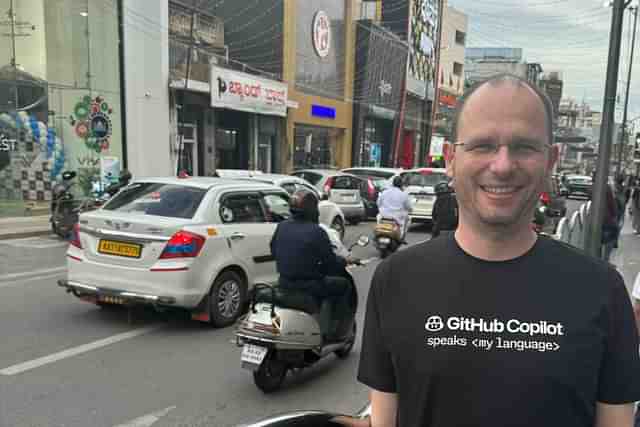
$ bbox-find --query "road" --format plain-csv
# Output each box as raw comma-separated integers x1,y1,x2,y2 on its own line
0,220,432,427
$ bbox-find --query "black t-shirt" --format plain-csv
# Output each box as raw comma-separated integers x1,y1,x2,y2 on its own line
358,235,640,427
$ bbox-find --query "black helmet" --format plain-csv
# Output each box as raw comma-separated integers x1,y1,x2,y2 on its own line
435,182,450,195
392,176,404,188
289,189,320,223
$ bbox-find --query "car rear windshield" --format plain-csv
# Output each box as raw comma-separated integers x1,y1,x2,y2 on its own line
403,172,449,187
103,183,207,219
569,178,592,185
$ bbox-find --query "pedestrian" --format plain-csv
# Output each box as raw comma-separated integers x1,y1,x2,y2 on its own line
357,74,640,427
632,179,640,234
602,183,620,261
431,181,458,238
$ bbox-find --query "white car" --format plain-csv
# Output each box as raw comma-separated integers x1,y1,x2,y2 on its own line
217,171,347,240
395,168,450,223
59,177,312,327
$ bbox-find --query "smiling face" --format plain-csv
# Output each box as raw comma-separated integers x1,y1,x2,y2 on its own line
447,81,558,233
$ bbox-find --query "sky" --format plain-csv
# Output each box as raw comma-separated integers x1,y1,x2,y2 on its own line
448,0,640,120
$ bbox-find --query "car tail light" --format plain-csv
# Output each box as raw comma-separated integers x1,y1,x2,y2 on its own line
70,223,82,249
159,230,206,259
367,179,376,200
324,177,335,196
540,192,550,205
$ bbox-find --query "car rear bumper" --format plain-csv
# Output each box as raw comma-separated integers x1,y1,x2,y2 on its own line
58,279,180,306
339,204,365,219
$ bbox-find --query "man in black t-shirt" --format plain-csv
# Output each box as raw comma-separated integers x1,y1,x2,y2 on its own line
358,74,640,427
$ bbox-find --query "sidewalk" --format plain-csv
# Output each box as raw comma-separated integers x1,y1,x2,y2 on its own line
0,215,52,240
610,213,640,296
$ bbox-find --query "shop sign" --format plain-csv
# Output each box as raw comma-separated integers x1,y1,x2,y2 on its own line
211,65,288,117
312,11,331,58
439,92,457,107
311,104,336,120
430,135,445,157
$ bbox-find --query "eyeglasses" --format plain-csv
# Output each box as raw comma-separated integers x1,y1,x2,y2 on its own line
453,140,551,160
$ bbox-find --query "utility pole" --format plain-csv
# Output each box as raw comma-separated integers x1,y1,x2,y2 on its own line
618,6,638,176
584,0,628,258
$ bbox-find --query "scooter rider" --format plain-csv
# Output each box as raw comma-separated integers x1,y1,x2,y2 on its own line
270,189,356,342
432,181,458,238
377,175,412,242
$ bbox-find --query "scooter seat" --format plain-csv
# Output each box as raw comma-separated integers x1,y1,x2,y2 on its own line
252,286,320,315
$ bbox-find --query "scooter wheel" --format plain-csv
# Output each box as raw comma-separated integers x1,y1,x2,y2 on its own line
253,352,287,393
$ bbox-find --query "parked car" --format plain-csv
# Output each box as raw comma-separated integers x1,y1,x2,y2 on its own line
58,177,305,327
540,175,567,218
292,169,366,224
565,175,593,199
395,168,450,224
226,172,347,240
341,167,403,217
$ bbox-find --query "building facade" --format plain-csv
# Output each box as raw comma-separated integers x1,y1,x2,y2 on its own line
539,71,564,129
465,47,543,86
1,0,126,217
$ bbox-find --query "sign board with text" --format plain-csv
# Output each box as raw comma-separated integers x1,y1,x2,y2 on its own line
211,65,288,117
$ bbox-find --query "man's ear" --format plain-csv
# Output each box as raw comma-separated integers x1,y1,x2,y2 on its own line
444,142,455,179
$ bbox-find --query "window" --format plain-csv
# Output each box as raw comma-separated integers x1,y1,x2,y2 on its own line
402,172,450,187
219,194,266,223
262,194,291,222
295,172,322,186
295,182,321,199
455,30,466,46
281,183,297,195
103,183,206,219
453,62,464,76
332,176,359,190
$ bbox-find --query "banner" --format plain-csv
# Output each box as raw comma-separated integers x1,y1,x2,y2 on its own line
210,65,288,117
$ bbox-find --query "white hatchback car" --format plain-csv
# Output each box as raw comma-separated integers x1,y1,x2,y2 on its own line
59,177,310,327
395,168,450,223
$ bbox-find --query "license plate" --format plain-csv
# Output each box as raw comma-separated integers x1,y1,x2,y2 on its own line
341,195,356,201
241,344,268,366
98,295,125,305
98,240,142,258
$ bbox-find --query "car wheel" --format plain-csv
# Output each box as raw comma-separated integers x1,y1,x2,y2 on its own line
209,271,246,327
253,352,287,393
331,217,345,241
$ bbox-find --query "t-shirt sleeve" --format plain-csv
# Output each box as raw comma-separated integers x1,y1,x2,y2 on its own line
597,270,640,403
357,259,397,393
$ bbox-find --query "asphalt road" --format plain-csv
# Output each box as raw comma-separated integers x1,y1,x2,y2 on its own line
0,220,433,427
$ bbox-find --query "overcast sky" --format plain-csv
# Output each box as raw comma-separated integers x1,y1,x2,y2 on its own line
449,0,640,120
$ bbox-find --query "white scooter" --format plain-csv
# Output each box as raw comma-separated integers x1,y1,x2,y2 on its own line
235,228,371,393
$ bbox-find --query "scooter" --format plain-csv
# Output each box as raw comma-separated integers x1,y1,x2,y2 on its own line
50,170,79,238
374,216,402,258
235,231,371,393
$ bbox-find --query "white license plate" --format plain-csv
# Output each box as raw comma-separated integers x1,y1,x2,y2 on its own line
241,344,268,366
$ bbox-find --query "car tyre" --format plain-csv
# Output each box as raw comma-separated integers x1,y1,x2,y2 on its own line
331,217,345,241
209,270,246,327
253,352,287,393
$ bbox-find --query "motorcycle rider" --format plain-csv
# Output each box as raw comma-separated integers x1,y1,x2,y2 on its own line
431,181,458,238
377,175,412,242
270,189,355,342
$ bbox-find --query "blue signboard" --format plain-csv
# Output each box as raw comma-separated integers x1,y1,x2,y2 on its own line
311,104,336,119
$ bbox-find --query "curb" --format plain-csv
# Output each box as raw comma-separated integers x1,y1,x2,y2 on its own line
0,229,53,241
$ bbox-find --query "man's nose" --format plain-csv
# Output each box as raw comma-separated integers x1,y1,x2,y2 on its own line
488,145,517,176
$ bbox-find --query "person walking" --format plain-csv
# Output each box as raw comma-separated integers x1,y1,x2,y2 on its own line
357,74,640,427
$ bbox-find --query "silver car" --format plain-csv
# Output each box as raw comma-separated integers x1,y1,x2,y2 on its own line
292,169,366,225
396,168,450,223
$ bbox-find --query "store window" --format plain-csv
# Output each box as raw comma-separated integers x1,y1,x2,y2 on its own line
294,125,343,169
453,62,463,76
455,30,466,46
0,0,124,217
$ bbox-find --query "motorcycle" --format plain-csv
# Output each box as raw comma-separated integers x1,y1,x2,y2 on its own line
373,216,402,258
50,171,80,238
235,231,371,393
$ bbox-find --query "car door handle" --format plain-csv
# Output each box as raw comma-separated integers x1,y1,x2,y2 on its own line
230,232,246,240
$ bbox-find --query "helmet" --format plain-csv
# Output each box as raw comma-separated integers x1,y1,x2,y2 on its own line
435,182,450,195
289,189,320,223
392,176,404,188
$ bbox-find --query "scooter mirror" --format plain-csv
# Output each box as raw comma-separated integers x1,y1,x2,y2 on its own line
357,235,370,247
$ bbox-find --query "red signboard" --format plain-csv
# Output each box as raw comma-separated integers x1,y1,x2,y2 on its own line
439,92,457,107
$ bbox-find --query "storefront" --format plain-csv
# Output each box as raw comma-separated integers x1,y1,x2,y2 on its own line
285,1,355,171
352,20,406,168
0,0,125,217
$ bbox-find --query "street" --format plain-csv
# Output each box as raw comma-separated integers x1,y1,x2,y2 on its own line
0,220,432,427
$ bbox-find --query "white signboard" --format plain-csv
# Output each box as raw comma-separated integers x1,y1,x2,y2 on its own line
430,135,445,156
211,65,288,117
312,11,331,58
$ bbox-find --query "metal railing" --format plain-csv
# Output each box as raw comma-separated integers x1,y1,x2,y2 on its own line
552,200,592,250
